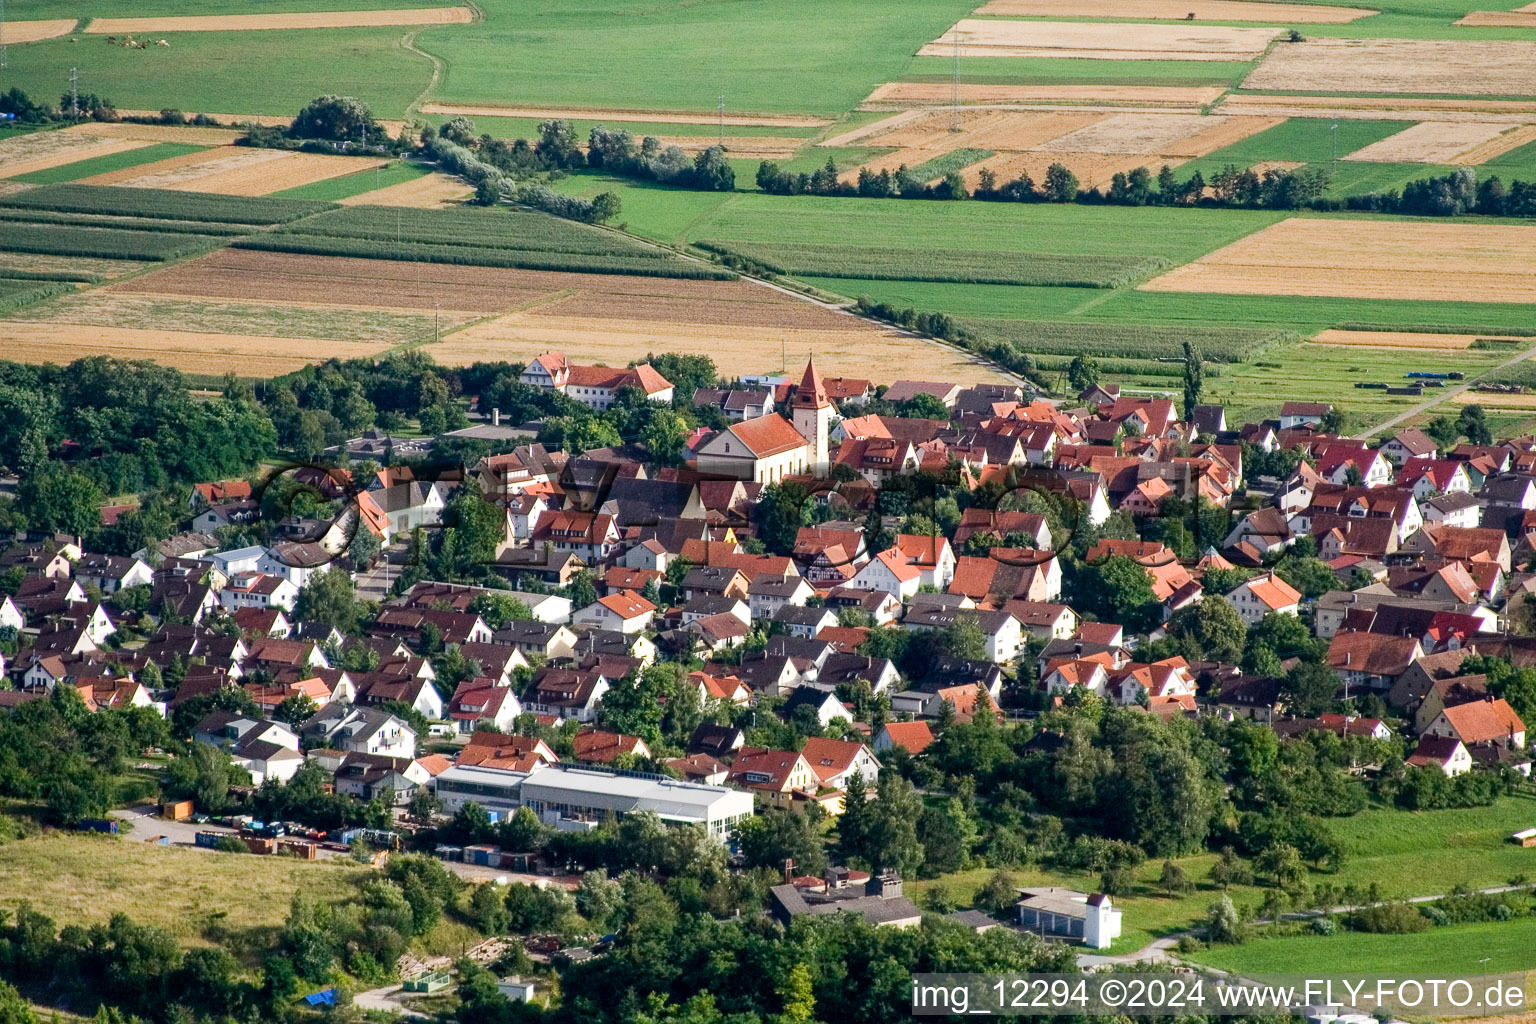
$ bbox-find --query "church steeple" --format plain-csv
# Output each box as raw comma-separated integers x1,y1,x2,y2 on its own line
791,357,832,475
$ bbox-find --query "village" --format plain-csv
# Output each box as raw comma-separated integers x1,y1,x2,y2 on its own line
3,350,1536,1017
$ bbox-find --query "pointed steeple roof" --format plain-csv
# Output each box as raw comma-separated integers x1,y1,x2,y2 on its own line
794,358,830,411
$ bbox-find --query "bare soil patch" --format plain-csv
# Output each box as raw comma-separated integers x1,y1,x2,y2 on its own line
337,171,473,208
974,0,1374,21
2,19,78,43
432,315,1011,383
1455,10,1536,26
86,7,472,33
863,83,1224,109
420,103,829,129
1243,39,1536,97
0,321,389,377
0,135,150,178
1034,112,1278,156
169,152,391,196
1310,329,1483,350
1142,217,1536,304
1343,121,1514,164
923,19,1280,60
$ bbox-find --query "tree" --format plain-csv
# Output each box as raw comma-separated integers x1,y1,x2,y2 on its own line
942,614,989,661
1067,354,1101,393
289,95,383,143
1160,859,1191,896
164,742,248,813
408,788,442,821
1043,162,1079,203
469,878,509,934
737,809,827,877
0,981,36,1024
1164,595,1245,663
757,481,812,555
847,774,925,878
778,962,817,1024
641,409,690,466
469,592,532,629
1458,403,1492,446
1206,895,1247,944
1077,556,1160,634
293,567,360,633
17,465,103,536
273,694,317,726
1283,661,1340,717
1182,340,1203,422
897,393,951,420
1254,841,1306,889
974,869,1017,914
574,868,624,932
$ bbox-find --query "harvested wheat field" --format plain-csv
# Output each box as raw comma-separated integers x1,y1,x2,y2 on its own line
1454,124,1536,164
0,182,34,198
1,19,78,43
862,83,1223,110
338,171,473,208
168,152,391,196
1217,94,1536,123
65,121,246,146
1453,390,1536,409
963,150,1181,189
432,315,1011,383
0,252,153,279
0,322,389,377
1456,10,1536,26
975,0,1375,20
1343,121,1518,164
680,136,804,158
74,147,239,186
86,7,472,33
835,147,953,184
1310,329,1486,351
112,147,289,189
923,19,1280,60
421,103,829,129
1243,39,1536,97
862,109,1106,152
1034,112,1280,156
1142,218,1536,304
20,292,478,347
0,134,150,178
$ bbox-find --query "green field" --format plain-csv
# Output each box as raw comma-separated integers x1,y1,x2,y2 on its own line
6,142,206,184
1,28,431,118
0,184,330,224
1188,916,1536,974
272,159,431,201
12,0,447,16
419,0,978,116
0,222,225,260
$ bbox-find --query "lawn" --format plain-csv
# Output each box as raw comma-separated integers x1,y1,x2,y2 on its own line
7,142,207,185
0,831,366,950
1,28,432,118
418,0,979,117
273,158,431,201
1187,915,1536,974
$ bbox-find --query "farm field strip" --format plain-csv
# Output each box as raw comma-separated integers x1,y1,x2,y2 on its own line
1141,217,1536,304
862,83,1223,109
75,147,246,186
854,109,1105,151
1032,112,1279,155
0,137,152,178
117,151,393,196
972,0,1377,21
963,150,1186,188
335,172,473,207
65,121,250,145
1217,94,1536,123
1455,9,1536,25
1341,121,1527,163
1241,39,1536,97
922,19,1281,60
430,312,1013,382
84,7,473,33
1310,329,1490,350
0,321,391,377
419,103,830,129
0,19,76,43
0,252,153,280
1452,123,1536,164
0,222,225,261
8,142,208,185
109,148,292,190
963,316,1282,361
274,204,671,257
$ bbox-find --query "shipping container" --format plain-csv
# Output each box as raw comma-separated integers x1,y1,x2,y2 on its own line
277,838,318,860
146,835,170,846
160,800,193,821
77,818,118,834
195,831,227,849
465,844,499,866
244,836,276,855
434,844,465,862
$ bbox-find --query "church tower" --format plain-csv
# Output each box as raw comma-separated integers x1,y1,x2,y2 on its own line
791,358,832,476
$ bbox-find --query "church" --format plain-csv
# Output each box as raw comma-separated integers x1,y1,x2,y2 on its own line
693,360,833,483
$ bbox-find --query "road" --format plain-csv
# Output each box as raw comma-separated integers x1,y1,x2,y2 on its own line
355,984,430,1020
1360,343,1536,438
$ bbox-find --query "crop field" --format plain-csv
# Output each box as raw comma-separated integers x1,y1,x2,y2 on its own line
861,83,1226,108
60,122,249,146
1143,218,1536,304
236,234,732,277
274,160,432,201
1216,94,1536,123
0,251,152,280
278,204,666,256
0,134,154,179
0,18,76,42
972,0,1378,21
0,207,260,236
1342,121,1536,163
697,240,1167,287
420,103,829,130
0,183,329,224
1242,39,1536,96
1310,328,1491,349
336,171,473,207
0,222,225,261
923,20,1282,60
84,7,474,34
965,318,1285,361
7,143,209,185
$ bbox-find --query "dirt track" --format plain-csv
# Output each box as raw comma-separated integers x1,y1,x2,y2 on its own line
85,7,472,33
974,0,1374,21
420,102,829,128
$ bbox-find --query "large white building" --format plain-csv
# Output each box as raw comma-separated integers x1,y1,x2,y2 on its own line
520,352,675,411
693,360,831,483
432,762,754,837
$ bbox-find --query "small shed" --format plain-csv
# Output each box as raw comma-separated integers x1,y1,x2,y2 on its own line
498,976,538,1003
1512,828,1536,847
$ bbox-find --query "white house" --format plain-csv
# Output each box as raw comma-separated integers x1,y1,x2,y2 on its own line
303,704,417,758
1227,572,1302,627
73,554,153,595
520,351,674,410
218,573,299,613
573,592,656,634
847,549,922,601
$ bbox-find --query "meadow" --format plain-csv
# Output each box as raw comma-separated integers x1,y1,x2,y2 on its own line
11,0,449,16
1188,916,1536,974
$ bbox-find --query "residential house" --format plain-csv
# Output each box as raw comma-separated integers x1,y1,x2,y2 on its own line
1227,572,1302,627
302,704,417,758
73,554,152,595
1422,697,1526,749
1406,735,1473,776
728,747,822,811
192,710,303,785
872,721,934,756
520,352,674,410
573,592,656,634
1279,401,1332,430
520,666,610,722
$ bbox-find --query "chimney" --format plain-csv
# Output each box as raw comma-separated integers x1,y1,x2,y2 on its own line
492,408,501,426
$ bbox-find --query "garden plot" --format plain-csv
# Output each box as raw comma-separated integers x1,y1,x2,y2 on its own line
921,20,1281,60
1342,122,1536,164
861,83,1223,110
974,0,1375,21
85,8,473,33
1142,218,1536,304
1243,39,1536,97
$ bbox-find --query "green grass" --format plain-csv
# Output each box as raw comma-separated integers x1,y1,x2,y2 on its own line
551,173,737,243
0,207,260,235
0,184,330,224
271,159,431,201
0,222,224,261
7,142,207,185
419,0,979,117
425,113,815,140
13,0,447,16
234,234,734,277
905,148,993,182
279,203,667,257
698,240,1167,287
1,28,432,118
1176,119,1407,182
1187,916,1536,974
965,318,1285,361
